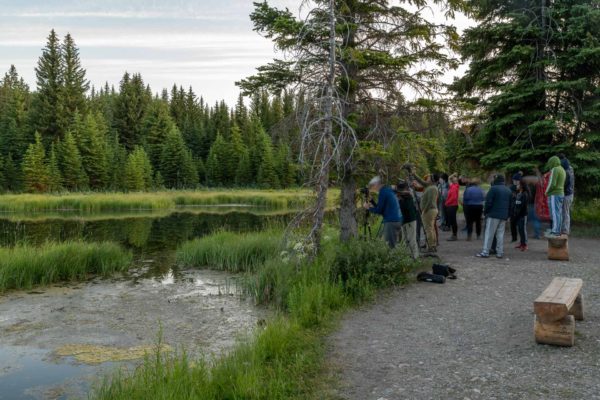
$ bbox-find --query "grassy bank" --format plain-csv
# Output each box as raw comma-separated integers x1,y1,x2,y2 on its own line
0,189,332,213
0,242,132,292
93,229,419,399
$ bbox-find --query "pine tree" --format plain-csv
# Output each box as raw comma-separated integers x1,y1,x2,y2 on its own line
22,133,49,192
124,146,153,191
0,66,30,162
3,153,19,191
275,144,296,188
160,128,198,189
142,100,176,168
79,113,109,189
113,72,150,151
30,30,63,144
229,124,249,183
58,131,88,190
47,143,63,192
256,131,279,188
205,133,232,186
60,33,89,131
235,151,253,186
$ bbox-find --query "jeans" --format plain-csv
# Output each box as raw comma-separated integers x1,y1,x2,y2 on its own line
401,221,419,259
445,205,458,236
548,195,564,235
382,221,402,248
517,215,528,246
528,206,541,239
481,218,506,256
464,204,483,237
561,194,573,235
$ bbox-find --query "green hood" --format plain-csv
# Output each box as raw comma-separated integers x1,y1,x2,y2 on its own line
546,156,561,171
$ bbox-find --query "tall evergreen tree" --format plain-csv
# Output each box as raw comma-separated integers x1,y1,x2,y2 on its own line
113,72,150,151
60,33,89,131
0,66,30,162
30,30,63,144
160,128,198,189
22,133,49,192
124,146,153,191
79,113,109,189
142,100,176,168
47,143,63,192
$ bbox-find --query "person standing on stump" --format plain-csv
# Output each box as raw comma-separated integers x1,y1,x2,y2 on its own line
364,176,403,248
558,154,575,235
545,156,566,237
477,174,512,258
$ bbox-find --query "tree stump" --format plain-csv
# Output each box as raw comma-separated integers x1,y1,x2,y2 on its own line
547,235,569,261
534,315,575,347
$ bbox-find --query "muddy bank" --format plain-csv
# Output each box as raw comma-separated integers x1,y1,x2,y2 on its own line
0,268,266,400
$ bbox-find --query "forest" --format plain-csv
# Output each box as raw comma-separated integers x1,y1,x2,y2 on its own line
0,0,598,199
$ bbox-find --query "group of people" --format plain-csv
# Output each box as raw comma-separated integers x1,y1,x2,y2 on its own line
363,154,575,260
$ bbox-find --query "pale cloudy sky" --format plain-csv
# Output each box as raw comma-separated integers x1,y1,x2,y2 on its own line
0,0,471,104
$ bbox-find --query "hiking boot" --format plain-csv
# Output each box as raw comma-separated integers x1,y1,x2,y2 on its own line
447,235,458,242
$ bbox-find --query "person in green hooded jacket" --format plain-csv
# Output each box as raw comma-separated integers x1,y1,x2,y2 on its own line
545,156,566,236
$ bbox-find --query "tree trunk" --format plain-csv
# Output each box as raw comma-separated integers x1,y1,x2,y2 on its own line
339,170,357,241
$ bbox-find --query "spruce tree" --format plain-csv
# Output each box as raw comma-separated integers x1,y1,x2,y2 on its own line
31,30,63,144
58,131,88,190
0,66,30,162
3,153,19,191
124,146,153,191
160,128,198,189
47,143,63,192
22,133,49,192
256,131,279,188
235,151,253,186
79,113,109,189
113,72,150,151
60,33,89,131
142,100,176,168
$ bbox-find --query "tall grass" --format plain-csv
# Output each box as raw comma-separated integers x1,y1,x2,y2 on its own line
0,242,132,292
177,230,283,273
94,229,419,399
0,189,330,213
572,199,600,224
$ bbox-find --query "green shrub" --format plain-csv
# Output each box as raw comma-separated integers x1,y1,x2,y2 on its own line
0,242,132,292
572,199,600,224
330,239,417,302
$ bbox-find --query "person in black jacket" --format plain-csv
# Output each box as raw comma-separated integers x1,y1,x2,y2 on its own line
477,174,513,258
513,182,530,251
396,180,419,259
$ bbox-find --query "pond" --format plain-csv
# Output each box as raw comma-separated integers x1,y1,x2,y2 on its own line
0,206,296,400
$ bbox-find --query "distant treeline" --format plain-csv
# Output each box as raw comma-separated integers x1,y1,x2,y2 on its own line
0,30,301,193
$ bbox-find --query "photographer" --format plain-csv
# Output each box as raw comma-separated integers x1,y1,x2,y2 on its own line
363,176,403,248
396,180,419,259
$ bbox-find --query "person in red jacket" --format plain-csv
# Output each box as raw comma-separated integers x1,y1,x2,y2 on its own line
445,173,460,241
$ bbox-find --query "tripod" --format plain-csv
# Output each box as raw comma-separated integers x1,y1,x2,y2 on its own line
404,171,432,252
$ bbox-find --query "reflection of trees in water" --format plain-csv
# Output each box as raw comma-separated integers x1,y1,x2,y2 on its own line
0,211,294,252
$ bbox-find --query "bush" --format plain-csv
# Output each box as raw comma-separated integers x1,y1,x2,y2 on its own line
330,239,417,302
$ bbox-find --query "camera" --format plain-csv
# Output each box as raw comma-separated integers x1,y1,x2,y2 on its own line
359,186,370,196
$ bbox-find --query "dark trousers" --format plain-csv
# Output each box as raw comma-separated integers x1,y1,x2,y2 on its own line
510,216,518,241
464,204,483,236
445,205,458,236
517,216,528,246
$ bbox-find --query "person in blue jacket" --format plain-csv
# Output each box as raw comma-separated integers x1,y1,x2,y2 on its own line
462,178,485,240
363,176,403,248
477,174,512,258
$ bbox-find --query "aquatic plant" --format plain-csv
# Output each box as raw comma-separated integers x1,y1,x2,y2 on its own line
0,189,334,213
0,242,132,292
94,229,420,399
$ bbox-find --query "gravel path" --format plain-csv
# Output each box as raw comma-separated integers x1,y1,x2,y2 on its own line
329,225,600,400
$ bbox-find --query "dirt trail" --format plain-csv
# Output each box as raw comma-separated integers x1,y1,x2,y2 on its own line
329,226,600,400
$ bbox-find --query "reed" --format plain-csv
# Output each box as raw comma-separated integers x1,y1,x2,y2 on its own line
0,189,328,213
176,230,282,273
0,242,132,292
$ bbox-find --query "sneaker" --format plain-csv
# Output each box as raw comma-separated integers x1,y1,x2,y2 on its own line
476,252,489,258
447,235,458,242
514,244,523,249
520,245,528,251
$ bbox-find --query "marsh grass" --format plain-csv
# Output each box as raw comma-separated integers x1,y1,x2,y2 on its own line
177,230,282,273
94,228,419,400
0,189,330,213
0,242,132,292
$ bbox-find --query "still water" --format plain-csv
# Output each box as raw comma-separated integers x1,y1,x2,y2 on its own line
0,206,295,400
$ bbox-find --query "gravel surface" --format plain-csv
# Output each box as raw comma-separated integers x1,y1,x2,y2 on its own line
329,225,600,400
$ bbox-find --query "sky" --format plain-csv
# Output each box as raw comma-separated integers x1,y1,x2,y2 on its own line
0,0,472,105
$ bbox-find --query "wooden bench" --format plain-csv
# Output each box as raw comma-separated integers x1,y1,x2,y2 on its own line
534,277,584,346
547,234,569,261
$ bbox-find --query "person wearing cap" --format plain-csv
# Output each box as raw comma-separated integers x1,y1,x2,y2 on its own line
396,180,419,259
363,176,403,248
412,172,440,253
477,174,513,258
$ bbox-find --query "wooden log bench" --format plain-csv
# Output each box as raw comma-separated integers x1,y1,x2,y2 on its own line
534,277,584,347
547,234,569,261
